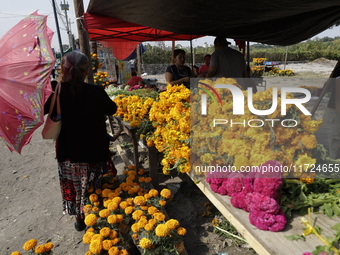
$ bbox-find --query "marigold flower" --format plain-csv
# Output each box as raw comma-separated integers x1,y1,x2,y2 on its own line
111,237,120,245
166,219,180,229
34,245,46,254
131,223,140,232
108,246,120,255
107,215,118,224
23,239,37,251
116,214,124,223
149,189,159,197
109,230,118,239
132,210,144,220
91,234,104,242
83,232,94,244
177,227,187,235
86,227,95,233
85,251,92,255
124,206,135,214
102,188,112,198
99,209,110,218
92,206,99,212
128,165,136,170
10,252,21,255
120,249,129,255
147,206,159,215
108,201,119,211
144,223,155,231
159,200,167,206
138,177,145,183
160,188,172,199
85,214,98,226
93,201,100,207
155,224,170,237
133,195,147,206
153,212,166,221
89,240,102,254
138,168,146,175
43,242,54,252
132,233,139,240
119,201,129,209
148,218,157,226
126,197,134,205
139,238,152,249
145,177,152,183
144,193,152,200
138,217,148,228
99,227,111,237
95,188,102,195
103,239,113,250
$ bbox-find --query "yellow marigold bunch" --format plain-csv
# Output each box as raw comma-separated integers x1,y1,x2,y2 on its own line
99,227,111,237
89,240,102,254
83,232,95,244
139,238,152,249
34,245,45,254
132,210,144,220
23,239,38,251
113,95,155,124
177,227,187,235
133,195,147,206
99,209,110,218
160,188,172,199
155,224,171,237
89,193,98,202
148,84,190,174
165,219,180,229
85,214,98,226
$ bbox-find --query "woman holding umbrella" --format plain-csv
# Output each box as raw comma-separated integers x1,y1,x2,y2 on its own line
47,51,117,231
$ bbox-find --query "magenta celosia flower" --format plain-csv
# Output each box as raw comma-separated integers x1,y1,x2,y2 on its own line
209,183,221,193
221,173,245,196
253,178,282,199
249,209,286,232
245,192,280,214
302,253,315,255
230,191,249,211
206,178,224,185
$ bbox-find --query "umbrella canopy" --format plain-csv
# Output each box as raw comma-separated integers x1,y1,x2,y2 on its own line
0,11,56,153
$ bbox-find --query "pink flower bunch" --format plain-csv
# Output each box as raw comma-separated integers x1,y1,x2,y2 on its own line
206,160,286,232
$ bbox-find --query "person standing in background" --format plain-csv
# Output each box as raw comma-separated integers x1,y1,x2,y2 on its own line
322,60,340,159
165,49,192,89
198,54,211,76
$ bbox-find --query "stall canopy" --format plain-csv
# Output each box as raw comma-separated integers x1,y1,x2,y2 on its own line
84,13,204,59
85,0,340,46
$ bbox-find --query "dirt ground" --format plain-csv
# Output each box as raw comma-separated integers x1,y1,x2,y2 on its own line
0,59,335,255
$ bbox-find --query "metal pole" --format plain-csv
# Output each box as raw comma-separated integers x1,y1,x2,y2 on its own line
284,46,288,70
52,0,64,57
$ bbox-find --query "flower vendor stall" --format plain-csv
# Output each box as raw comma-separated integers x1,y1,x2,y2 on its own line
109,78,340,255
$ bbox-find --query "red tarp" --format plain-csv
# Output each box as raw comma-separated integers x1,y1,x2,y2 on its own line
83,13,204,60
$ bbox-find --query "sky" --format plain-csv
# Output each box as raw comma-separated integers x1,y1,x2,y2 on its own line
1,0,340,51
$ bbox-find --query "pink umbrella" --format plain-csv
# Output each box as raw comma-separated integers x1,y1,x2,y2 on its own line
0,11,56,153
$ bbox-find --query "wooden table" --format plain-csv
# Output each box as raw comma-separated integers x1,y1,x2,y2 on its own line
188,172,340,255
110,116,160,189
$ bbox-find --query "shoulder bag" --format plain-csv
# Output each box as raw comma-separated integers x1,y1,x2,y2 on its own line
42,83,62,139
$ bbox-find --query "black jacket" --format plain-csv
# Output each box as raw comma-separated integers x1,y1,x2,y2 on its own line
48,82,117,163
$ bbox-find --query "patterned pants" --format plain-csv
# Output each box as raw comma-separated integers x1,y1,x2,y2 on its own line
58,161,102,219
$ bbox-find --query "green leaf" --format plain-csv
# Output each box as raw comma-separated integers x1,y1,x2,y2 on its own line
332,203,340,217
284,234,306,241
331,222,340,232
312,245,328,255
320,203,334,217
